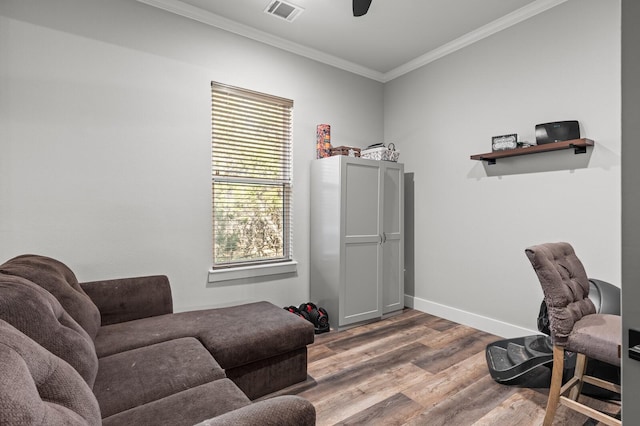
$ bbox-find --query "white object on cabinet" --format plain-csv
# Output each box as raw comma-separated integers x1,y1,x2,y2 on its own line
310,156,404,328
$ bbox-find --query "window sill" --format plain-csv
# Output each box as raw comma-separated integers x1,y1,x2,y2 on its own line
208,260,298,284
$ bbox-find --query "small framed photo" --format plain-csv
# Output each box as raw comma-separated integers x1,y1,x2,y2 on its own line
492,134,518,151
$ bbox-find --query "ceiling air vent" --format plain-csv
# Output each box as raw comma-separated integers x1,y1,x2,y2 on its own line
264,0,304,22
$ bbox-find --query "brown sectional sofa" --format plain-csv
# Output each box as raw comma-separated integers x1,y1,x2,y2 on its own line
0,254,316,425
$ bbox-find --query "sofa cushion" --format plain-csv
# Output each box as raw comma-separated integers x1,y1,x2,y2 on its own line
94,301,315,368
0,274,99,388
0,319,101,426
95,337,226,418
194,395,316,426
81,275,174,325
567,313,621,366
102,379,251,426
0,254,101,340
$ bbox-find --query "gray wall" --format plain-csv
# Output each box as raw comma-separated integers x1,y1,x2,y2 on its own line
0,0,384,311
622,0,640,422
386,0,621,337
0,0,623,341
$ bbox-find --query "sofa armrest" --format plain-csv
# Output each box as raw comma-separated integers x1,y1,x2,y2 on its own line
194,396,315,426
80,276,173,326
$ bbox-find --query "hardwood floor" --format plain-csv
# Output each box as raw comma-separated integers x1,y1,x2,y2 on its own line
271,309,621,425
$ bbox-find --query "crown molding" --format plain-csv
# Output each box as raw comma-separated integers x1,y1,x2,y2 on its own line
136,0,386,82
381,0,569,82
137,0,568,84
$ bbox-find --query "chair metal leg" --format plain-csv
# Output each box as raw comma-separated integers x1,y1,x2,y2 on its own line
543,345,565,426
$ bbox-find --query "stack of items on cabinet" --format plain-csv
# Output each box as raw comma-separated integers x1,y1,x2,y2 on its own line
360,143,400,162
0,254,316,426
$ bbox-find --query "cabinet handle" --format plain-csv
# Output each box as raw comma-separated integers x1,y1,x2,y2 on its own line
382,232,387,243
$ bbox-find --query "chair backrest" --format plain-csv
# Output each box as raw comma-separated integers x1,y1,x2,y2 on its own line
525,242,595,345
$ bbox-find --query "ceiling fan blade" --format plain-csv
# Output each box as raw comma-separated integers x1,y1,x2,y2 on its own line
353,0,372,17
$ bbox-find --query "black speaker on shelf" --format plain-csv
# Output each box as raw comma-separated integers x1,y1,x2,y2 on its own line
535,120,580,144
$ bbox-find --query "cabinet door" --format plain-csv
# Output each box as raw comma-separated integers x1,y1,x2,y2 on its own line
341,160,382,325
382,163,404,314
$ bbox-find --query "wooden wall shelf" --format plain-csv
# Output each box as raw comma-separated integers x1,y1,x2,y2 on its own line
470,138,594,165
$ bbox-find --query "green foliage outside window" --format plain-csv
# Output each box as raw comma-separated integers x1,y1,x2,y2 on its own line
213,182,285,264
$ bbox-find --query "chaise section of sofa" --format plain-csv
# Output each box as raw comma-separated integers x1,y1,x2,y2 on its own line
91,301,312,399
0,254,316,425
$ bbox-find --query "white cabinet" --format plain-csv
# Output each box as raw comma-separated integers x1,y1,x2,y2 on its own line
310,156,404,328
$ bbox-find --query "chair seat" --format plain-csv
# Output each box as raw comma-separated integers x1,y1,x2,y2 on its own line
567,314,621,366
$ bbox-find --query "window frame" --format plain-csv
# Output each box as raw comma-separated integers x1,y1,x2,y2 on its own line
209,82,295,282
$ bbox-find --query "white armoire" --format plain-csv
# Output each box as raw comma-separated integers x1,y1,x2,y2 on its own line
310,155,404,328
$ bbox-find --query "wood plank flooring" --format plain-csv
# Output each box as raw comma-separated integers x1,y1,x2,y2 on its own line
270,309,621,425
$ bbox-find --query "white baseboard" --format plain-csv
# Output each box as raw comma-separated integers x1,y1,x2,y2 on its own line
405,294,538,339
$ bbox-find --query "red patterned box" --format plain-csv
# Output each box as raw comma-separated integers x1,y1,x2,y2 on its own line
316,124,331,159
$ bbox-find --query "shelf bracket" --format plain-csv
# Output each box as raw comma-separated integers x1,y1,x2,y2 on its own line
571,144,587,155
481,157,496,165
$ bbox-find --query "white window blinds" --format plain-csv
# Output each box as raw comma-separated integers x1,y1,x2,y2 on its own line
211,82,293,267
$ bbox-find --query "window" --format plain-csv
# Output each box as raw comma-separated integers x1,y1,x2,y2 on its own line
211,82,293,270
